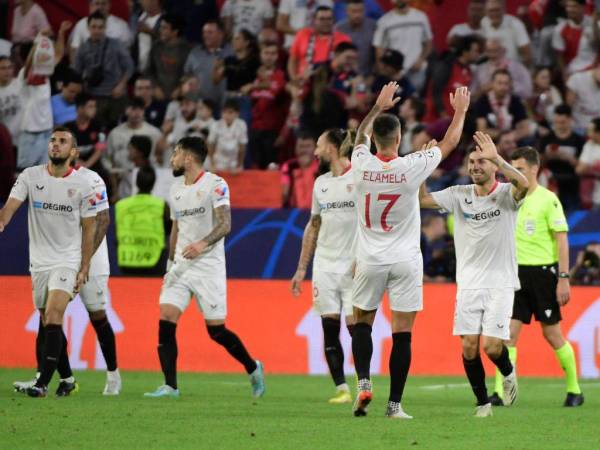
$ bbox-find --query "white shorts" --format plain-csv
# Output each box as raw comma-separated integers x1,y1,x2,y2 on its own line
312,270,353,317
352,255,423,312
31,268,78,309
453,288,514,340
159,270,227,320
78,275,109,312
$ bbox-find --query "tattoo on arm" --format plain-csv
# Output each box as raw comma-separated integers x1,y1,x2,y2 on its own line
298,215,321,271
92,209,110,253
203,205,231,246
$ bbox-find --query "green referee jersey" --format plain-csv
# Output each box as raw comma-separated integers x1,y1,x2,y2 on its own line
516,185,569,266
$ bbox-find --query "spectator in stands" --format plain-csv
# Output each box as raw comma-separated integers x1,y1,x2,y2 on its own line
566,65,600,133
159,92,204,158
207,98,248,172
133,0,163,73
50,70,83,126
277,0,334,49
64,93,110,187
529,0,566,68
0,56,22,145
552,0,600,79
539,104,585,211
146,14,190,101
421,214,455,282
370,49,414,116
0,122,15,202
399,97,425,156
471,38,532,100
69,0,132,61
196,99,216,140
106,97,162,201
287,6,351,82
281,130,318,208
335,0,376,76
184,20,232,112
246,41,287,169
571,242,600,285
496,129,517,159
481,0,531,65
11,0,50,44
473,68,530,142
73,11,135,128
128,135,152,168
221,0,274,37
529,66,563,136
577,117,600,209
115,165,169,276
427,35,482,120
329,43,364,105
213,29,260,125
373,0,433,92
133,76,166,128
447,0,486,47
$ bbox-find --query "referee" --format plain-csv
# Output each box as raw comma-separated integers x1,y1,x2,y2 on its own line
489,147,584,407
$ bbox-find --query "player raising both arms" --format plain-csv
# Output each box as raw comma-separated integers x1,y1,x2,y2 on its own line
291,128,357,404
420,132,529,417
348,83,471,419
144,137,265,399
0,127,97,397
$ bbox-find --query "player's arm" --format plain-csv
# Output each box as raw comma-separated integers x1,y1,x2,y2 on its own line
76,216,97,291
0,198,24,232
182,205,231,259
354,81,401,147
291,214,321,296
419,183,441,209
555,231,571,306
92,209,110,253
168,219,178,262
473,131,529,202
437,86,470,160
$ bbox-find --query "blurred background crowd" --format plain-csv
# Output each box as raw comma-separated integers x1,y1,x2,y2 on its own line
0,0,599,284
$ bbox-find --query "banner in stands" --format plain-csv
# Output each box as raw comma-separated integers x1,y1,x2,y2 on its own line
2,277,599,378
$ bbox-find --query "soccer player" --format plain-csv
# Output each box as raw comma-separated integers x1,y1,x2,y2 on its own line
488,147,584,407
291,128,357,404
420,132,529,417
13,149,122,395
0,126,97,397
144,137,265,398
349,82,471,419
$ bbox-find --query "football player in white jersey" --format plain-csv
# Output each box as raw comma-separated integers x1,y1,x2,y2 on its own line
420,132,529,417
144,137,265,398
348,83,471,419
0,126,97,397
13,153,122,395
291,128,357,405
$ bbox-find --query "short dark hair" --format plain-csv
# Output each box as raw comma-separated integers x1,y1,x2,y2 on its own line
63,69,83,86
223,98,240,112
324,128,346,149
347,0,364,5
373,114,401,147
592,117,600,132
491,68,511,81
408,97,425,122
200,98,216,113
136,166,156,193
52,126,78,148
334,42,357,55
203,19,224,31
177,136,208,163
510,146,540,166
129,135,152,160
554,104,572,117
315,5,333,14
135,75,153,85
455,35,481,56
127,96,146,110
75,92,94,108
296,129,316,142
160,14,185,35
0,55,11,63
87,10,107,25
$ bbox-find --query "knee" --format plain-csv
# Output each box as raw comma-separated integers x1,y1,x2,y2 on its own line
207,324,227,343
159,305,181,323
322,317,341,344
462,338,479,360
483,339,503,359
44,307,63,326
542,326,565,350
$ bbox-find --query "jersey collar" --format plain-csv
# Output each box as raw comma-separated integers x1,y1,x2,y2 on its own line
193,170,205,184
341,164,351,175
475,180,499,197
47,165,74,178
375,153,398,162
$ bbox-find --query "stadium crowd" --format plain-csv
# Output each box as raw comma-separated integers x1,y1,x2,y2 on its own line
1,0,600,284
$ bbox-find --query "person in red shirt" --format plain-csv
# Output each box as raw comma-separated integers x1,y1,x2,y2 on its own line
287,6,351,82
244,41,288,168
281,130,319,208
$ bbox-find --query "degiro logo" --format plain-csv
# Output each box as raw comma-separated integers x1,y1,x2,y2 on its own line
33,201,73,212
463,209,501,221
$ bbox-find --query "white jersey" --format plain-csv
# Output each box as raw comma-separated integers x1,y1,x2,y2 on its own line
9,165,97,272
311,170,357,274
169,171,230,274
351,140,442,265
76,167,110,276
431,182,521,290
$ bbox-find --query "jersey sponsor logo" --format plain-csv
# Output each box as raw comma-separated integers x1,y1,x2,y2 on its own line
214,185,228,198
319,200,355,210
35,184,44,190
362,171,407,184
321,188,328,193
175,207,206,218
60,277,67,282
545,309,552,318
464,198,473,205
88,198,97,207
175,194,182,200
96,191,107,202
33,201,73,213
463,209,501,221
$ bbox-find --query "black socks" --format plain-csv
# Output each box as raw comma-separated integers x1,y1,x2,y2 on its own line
352,322,373,380
463,354,489,406
158,320,178,389
322,318,345,386
91,316,118,371
37,324,62,387
207,325,257,374
490,345,513,377
389,332,411,403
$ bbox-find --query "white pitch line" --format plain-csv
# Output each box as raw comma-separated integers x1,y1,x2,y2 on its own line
420,382,600,390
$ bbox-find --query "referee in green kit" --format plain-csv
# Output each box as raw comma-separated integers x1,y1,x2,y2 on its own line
489,147,584,407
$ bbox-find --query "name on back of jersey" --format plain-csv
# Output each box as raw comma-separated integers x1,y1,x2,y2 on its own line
362,171,407,184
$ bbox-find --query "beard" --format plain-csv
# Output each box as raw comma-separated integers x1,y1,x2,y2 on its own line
49,156,69,166
318,158,330,175
172,167,185,177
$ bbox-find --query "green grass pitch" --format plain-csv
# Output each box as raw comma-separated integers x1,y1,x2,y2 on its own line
0,369,597,449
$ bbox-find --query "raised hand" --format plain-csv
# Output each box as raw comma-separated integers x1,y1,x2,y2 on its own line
449,86,470,113
473,131,499,163
375,81,401,111
420,139,438,151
